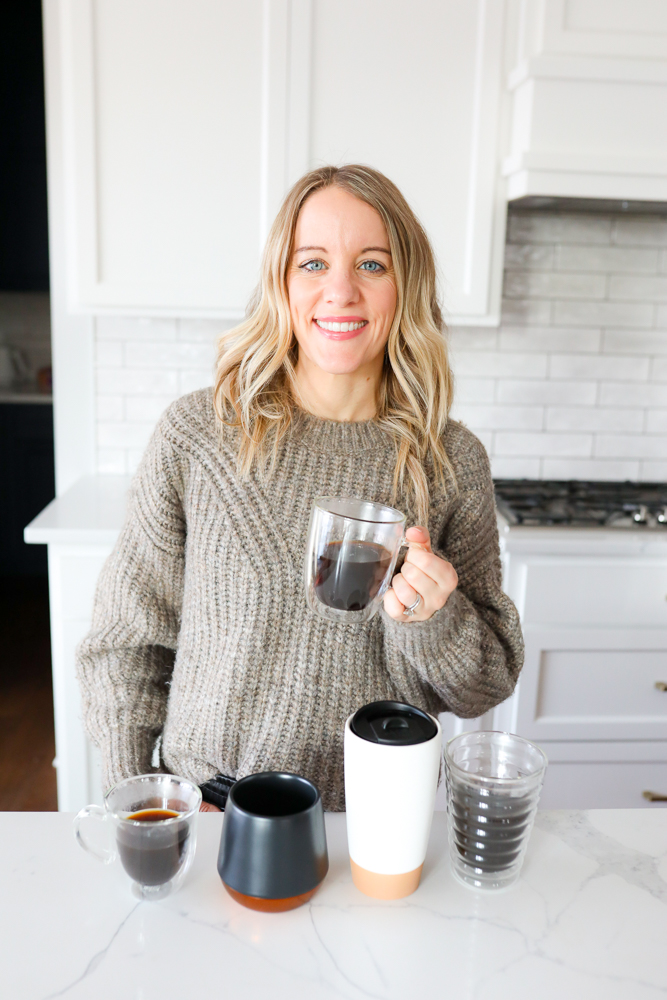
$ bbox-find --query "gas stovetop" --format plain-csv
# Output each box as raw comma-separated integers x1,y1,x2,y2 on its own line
493,480,667,529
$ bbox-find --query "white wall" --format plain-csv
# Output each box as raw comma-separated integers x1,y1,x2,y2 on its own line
93,207,667,481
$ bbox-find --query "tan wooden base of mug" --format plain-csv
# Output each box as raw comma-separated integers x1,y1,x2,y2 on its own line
350,858,423,899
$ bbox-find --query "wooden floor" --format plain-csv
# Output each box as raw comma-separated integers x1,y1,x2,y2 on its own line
0,576,57,810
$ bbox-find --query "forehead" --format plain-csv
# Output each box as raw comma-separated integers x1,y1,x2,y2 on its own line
293,186,389,249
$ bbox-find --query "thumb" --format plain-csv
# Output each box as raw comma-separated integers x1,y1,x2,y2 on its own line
405,525,431,552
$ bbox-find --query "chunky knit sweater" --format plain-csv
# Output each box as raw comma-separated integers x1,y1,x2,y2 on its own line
77,388,524,810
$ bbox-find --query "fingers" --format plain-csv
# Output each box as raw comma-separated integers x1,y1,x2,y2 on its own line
404,543,458,592
405,525,431,552
383,585,406,620
199,801,221,813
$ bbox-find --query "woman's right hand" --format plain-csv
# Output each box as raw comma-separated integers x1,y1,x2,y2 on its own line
199,801,221,812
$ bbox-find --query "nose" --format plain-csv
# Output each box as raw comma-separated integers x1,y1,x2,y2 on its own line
323,265,360,308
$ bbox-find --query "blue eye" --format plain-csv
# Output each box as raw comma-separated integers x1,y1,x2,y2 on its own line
302,260,326,272
360,260,383,272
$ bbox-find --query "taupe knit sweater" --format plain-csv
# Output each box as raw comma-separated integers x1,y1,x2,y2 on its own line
77,388,523,810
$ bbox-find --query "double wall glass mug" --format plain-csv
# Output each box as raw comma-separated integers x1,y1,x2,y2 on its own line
74,774,202,900
444,731,548,891
304,497,407,625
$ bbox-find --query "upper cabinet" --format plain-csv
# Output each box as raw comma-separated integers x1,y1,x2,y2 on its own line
504,0,667,201
50,0,509,325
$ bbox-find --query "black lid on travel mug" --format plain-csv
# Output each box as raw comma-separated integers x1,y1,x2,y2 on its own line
350,700,438,746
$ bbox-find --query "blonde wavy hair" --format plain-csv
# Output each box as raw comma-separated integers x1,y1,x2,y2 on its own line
214,164,455,523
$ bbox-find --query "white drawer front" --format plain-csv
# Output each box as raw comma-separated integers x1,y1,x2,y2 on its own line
516,628,667,741
540,761,667,810
522,560,667,627
537,649,667,721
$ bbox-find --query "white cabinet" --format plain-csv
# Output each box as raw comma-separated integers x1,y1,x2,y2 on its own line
504,0,667,201
497,526,667,808
47,0,509,324
25,475,130,811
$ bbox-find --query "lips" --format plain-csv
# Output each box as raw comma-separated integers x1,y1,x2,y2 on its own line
314,317,368,340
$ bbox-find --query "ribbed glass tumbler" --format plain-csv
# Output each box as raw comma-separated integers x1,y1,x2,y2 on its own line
445,731,547,891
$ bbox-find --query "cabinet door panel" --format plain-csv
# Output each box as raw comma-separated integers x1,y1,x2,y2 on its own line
309,0,506,322
540,761,667,810
516,628,667,741
537,649,667,721
69,0,264,313
522,559,667,627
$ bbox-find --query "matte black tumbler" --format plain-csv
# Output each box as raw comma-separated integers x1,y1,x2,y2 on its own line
217,772,329,912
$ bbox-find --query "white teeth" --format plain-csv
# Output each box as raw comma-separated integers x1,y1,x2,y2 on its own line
315,320,366,332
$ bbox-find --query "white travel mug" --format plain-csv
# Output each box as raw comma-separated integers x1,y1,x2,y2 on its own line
344,701,442,899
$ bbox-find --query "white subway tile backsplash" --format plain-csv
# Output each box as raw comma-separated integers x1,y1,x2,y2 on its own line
503,271,606,300
499,326,601,353
95,339,124,367
497,380,597,405
97,395,124,422
646,410,667,433
602,329,667,354
125,395,179,422
499,298,551,325
97,367,180,396
92,208,667,478
546,407,644,433
125,341,215,369
639,461,667,479
453,378,496,403
594,435,667,459
494,432,592,457
541,459,641,480
447,327,499,351
600,382,667,407
612,217,667,247
491,457,541,479
608,275,667,302
96,448,127,475
98,422,155,450
503,244,554,271
179,369,215,394
96,316,178,342
555,245,659,274
177,318,232,342
450,404,543,431
553,300,654,328
508,212,612,245
452,351,547,379
548,354,650,381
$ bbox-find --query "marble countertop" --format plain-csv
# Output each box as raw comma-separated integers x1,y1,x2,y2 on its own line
2,809,666,1000
24,475,132,546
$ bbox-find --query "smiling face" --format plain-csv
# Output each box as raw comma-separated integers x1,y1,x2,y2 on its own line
287,186,398,378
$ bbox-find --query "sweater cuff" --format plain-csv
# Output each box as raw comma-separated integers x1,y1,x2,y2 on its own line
99,726,160,794
380,587,465,658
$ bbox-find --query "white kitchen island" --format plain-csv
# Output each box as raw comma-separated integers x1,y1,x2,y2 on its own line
1,810,666,1000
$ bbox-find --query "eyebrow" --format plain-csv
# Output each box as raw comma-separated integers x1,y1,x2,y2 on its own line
293,245,392,255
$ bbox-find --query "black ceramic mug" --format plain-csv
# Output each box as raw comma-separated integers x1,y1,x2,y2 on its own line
217,772,329,912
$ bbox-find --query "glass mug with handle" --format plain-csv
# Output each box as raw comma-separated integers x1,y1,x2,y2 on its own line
74,774,202,900
304,497,408,624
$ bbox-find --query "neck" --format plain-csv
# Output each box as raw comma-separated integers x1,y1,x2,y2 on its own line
294,355,382,422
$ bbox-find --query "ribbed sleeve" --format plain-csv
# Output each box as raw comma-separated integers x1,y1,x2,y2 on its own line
76,419,186,790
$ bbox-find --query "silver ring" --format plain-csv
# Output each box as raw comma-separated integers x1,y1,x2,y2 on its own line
403,595,422,617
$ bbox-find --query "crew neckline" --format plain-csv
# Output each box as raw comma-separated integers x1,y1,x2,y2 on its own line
291,408,391,455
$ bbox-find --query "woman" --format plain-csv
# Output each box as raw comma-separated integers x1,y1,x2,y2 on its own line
77,164,523,812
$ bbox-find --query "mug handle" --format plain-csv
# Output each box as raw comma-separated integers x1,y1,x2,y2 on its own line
74,804,116,864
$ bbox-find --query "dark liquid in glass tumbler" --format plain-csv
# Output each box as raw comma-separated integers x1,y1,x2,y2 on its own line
450,787,533,872
314,540,393,611
117,808,190,886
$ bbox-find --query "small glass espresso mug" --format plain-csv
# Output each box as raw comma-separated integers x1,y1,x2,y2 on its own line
304,497,407,624
74,774,202,900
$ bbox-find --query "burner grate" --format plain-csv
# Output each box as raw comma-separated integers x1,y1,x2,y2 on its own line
493,480,667,528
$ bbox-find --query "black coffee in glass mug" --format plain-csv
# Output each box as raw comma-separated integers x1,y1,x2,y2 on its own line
314,540,393,611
